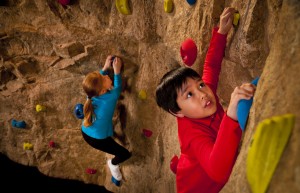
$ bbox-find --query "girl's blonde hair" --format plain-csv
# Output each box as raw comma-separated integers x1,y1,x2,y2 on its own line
82,71,103,127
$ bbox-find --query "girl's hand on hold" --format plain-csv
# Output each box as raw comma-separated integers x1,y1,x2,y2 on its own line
227,83,256,121
113,57,122,75
218,7,236,35
103,55,114,71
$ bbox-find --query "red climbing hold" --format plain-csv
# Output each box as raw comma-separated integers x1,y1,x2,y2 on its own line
49,141,55,148
170,155,179,174
142,129,153,138
86,168,97,174
57,0,70,6
180,38,198,66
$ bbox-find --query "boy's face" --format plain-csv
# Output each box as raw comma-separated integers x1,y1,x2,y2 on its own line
175,77,217,119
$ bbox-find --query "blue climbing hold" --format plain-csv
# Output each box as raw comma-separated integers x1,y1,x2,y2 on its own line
111,176,121,186
11,119,26,128
186,0,196,5
237,77,260,131
74,103,84,119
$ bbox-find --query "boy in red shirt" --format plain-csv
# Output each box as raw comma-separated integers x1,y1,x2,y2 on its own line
155,7,256,193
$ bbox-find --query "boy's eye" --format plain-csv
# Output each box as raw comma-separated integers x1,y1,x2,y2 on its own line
199,82,205,88
187,92,193,98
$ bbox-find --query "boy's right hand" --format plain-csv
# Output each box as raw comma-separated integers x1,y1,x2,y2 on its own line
218,7,236,35
112,56,122,75
227,83,256,121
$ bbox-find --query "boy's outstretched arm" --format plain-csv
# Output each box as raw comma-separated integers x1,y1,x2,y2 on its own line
202,7,235,93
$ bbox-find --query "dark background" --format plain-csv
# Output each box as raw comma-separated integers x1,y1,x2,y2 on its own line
0,153,113,192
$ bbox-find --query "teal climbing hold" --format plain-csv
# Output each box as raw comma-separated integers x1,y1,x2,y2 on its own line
237,77,259,131
11,119,26,128
186,0,196,5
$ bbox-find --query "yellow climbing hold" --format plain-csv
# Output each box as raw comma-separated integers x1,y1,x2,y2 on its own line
246,114,295,193
36,104,46,112
233,13,240,26
116,0,131,15
23,142,33,150
164,0,173,13
138,90,147,100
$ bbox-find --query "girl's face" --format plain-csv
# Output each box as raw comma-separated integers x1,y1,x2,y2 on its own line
100,75,112,92
175,77,217,119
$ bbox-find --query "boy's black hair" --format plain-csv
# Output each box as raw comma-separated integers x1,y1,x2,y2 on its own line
155,66,201,114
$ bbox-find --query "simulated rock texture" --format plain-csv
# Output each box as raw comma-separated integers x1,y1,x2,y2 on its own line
0,0,299,193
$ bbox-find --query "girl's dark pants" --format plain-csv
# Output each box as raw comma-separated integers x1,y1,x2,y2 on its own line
82,131,131,165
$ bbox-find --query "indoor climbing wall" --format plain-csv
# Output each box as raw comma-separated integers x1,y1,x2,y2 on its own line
0,0,299,193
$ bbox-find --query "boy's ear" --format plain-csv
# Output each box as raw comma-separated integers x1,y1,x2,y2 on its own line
169,109,184,118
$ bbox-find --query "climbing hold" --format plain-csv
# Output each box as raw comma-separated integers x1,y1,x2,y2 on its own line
233,12,240,26
11,119,26,128
36,104,46,112
57,0,70,6
116,0,131,15
49,141,56,148
164,0,173,13
138,90,147,100
180,38,198,67
246,114,295,193
186,0,197,5
110,55,116,66
111,176,121,186
23,142,33,150
74,103,84,119
86,168,97,174
237,77,259,131
142,129,153,138
170,155,179,174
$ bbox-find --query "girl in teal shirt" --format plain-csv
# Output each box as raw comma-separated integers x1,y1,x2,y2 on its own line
81,55,131,183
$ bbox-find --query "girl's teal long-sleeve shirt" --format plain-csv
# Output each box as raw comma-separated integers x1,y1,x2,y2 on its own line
81,70,122,139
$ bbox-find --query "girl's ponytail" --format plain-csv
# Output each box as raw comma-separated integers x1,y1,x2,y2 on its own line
83,98,93,127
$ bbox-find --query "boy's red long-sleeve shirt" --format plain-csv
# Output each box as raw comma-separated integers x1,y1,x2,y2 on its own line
176,27,242,193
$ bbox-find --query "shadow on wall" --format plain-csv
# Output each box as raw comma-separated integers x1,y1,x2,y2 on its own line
0,153,113,193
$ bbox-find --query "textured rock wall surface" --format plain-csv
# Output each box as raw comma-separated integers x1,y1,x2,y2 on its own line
0,0,299,192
